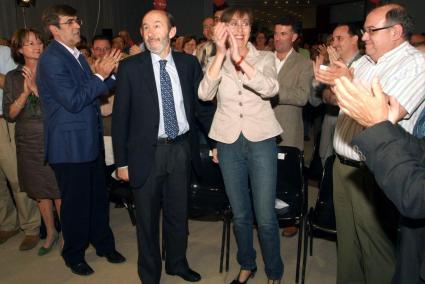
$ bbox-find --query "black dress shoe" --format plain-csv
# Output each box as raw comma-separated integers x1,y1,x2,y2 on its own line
66,261,94,276
97,250,126,264
167,267,201,282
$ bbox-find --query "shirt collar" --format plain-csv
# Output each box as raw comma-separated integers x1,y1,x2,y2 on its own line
245,42,259,59
151,50,174,65
365,41,409,65
345,51,360,66
56,40,80,59
274,48,294,61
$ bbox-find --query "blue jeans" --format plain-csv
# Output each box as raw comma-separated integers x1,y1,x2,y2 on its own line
217,134,283,280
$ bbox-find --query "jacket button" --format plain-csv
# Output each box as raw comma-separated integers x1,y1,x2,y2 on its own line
238,91,242,95
240,114,243,118
239,102,243,106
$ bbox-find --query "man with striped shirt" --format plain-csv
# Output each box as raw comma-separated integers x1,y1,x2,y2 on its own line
315,4,425,284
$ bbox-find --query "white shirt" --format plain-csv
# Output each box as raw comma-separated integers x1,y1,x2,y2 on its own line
334,42,425,160
150,52,189,138
0,46,18,115
275,48,294,73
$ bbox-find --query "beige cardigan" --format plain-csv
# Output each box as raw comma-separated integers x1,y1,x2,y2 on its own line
198,43,283,144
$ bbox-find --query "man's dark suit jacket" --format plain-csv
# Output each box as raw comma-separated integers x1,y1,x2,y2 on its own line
37,40,114,164
353,121,425,284
112,51,213,188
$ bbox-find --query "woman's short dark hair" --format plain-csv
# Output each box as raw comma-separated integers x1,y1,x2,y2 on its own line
220,6,253,25
10,28,44,65
182,35,197,48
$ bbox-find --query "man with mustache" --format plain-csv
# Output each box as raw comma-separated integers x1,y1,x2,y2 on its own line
112,9,213,284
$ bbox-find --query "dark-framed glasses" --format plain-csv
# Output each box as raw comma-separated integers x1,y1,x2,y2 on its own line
58,18,83,26
227,20,250,29
360,24,396,35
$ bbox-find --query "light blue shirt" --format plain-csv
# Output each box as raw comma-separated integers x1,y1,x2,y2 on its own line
151,52,189,138
0,46,18,115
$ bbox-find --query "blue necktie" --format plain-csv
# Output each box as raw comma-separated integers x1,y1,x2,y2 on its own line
159,60,179,139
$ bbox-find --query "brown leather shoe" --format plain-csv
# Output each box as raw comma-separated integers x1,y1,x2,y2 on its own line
19,234,40,251
0,230,20,244
282,226,298,237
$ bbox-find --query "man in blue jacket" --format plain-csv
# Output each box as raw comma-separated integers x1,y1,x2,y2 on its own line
37,5,125,276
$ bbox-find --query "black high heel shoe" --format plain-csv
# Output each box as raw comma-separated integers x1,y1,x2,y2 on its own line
230,267,257,284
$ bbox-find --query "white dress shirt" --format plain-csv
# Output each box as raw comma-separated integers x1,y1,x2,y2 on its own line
334,42,425,160
151,52,189,138
275,48,294,73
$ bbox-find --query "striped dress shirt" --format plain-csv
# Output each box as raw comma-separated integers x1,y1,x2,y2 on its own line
334,41,425,160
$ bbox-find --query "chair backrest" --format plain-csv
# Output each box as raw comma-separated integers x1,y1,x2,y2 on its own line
276,146,306,219
189,143,228,218
311,155,336,231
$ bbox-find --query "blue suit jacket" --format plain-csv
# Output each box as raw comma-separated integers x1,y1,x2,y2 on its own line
37,40,114,164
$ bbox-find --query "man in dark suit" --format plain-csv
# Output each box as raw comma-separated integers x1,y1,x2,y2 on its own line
333,76,425,284
37,5,125,276
112,9,213,284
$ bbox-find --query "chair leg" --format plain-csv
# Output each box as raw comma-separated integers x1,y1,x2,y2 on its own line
309,219,313,256
295,216,304,283
301,212,311,284
219,217,226,273
225,216,231,272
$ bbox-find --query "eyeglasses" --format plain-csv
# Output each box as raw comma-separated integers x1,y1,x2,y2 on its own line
58,18,83,26
360,24,395,35
22,41,43,47
227,20,250,29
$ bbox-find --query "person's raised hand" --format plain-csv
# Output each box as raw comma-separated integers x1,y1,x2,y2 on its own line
333,76,390,127
94,48,121,78
213,22,228,55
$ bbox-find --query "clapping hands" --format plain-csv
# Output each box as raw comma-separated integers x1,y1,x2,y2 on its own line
213,22,242,63
94,48,122,79
22,66,38,97
313,52,353,86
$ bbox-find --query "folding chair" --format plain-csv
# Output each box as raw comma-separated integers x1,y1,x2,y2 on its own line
301,155,337,284
275,146,308,283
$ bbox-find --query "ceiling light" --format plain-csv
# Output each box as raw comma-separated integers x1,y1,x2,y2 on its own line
17,0,35,7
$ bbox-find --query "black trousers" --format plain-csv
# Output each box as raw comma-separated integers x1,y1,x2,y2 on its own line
52,155,115,265
133,138,191,284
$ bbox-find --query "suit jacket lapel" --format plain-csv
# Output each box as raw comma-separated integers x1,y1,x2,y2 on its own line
52,41,87,76
172,52,191,119
140,52,160,108
278,51,297,81
78,55,93,77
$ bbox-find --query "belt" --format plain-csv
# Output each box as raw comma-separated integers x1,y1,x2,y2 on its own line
337,154,366,169
157,132,189,145
0,115,4,118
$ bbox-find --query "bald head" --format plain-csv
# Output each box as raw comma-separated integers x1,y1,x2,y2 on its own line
369,4,413,40
141,9,175,30
141,9,176,58
362,3,413,61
